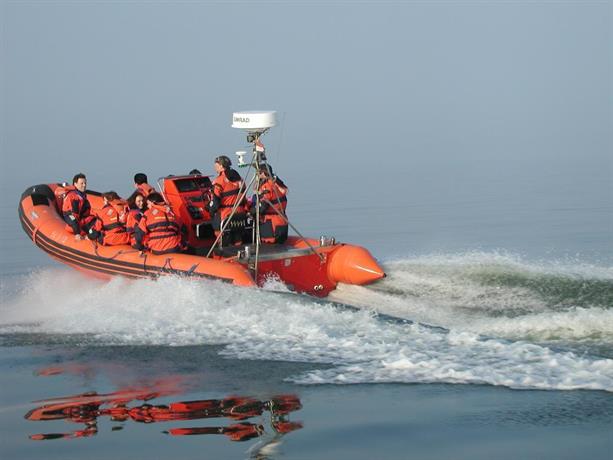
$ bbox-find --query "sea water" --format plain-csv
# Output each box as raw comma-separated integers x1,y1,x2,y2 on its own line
1,218,612,458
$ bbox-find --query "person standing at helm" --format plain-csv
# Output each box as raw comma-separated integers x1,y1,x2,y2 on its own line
62,173,98,240
208,155,246,246
135,192,183,255
252,165,289,244
92,191,130,246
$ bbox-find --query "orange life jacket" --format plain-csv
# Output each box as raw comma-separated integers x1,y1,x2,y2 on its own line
136,203,182,254
257,178,288,244
54,184,74,210
94,200,130,246
62,189,95,235
137,183,156,198
259,178,287,216
211,169,245,221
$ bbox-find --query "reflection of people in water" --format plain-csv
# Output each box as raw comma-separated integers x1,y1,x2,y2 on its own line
25,388,302,443
167,423,265,441
29,422,98,441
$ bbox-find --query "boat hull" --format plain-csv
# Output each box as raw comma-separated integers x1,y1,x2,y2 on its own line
19,184,384,296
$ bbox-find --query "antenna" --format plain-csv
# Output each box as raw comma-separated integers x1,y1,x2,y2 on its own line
230,111,277,278
232,111,277,168
223,110,321,275
231,111,277,133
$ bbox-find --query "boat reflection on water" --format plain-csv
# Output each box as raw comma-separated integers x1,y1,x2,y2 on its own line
25,380,302,444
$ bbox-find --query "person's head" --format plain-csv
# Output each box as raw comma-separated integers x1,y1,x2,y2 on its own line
189,169,202,175
146,192,165,206
258,164,274,178
72,173,87,192
102,191,121,204
127,192,146,210
214,155,231,173
134,193,145,210
134,173,148,186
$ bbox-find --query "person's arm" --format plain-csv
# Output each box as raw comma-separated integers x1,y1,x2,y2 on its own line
62,195,81,234
258,185,271,215
208,184,222,214
125,212,135,234
134,216,148,250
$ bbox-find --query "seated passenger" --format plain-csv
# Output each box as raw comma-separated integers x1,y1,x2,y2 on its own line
135,193,183,255
208,155,247,247
62,173,98,240
93,192,130,246
252,165,288,244
127,173,156,202
126,192,147,249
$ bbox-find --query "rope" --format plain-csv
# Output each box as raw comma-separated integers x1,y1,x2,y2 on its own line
163,258,174,271
91,239,139,261
91,239,101,257
141,251,149,276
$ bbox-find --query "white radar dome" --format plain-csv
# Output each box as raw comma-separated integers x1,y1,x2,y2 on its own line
231,111,276,132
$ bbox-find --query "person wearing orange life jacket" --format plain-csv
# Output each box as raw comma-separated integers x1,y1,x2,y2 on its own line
54,184,74,212
135,193,183,255
252,165,288,244
127,173,156,203
125,192,147,248
208,155,247,247
92,191,130,246
62,173,98,240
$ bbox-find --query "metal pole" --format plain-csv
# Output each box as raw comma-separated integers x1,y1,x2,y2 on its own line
253,132,262,282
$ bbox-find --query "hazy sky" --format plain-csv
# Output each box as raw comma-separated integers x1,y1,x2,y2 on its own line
2,1,611,177
1,0,611,265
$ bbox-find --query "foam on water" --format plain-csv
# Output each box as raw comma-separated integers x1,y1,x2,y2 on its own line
1,260,613,392
330,252,613,343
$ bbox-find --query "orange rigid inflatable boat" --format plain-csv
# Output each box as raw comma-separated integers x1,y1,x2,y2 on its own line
19,180,384,297
18,111,385,297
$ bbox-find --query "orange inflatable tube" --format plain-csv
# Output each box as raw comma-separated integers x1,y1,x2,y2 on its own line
19,184,255,287
19,182,385,296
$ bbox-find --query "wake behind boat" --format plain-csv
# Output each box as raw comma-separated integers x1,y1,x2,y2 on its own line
18,111,385,297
